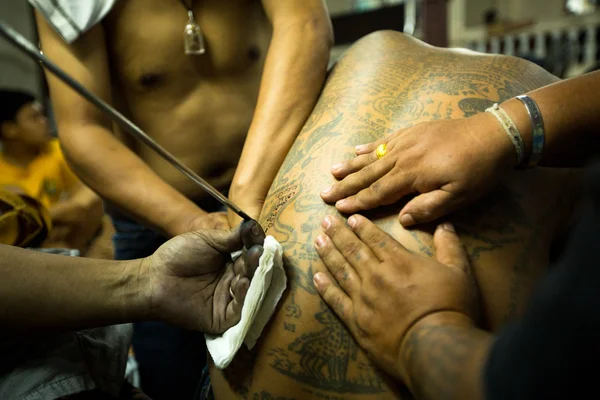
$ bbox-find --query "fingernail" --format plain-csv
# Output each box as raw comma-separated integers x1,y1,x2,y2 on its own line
336,199,346,207
321,216,332,230
321,186,332,195
331,163,343,172
441,222,455,233
315,235,326,248
400,214,416,227
355,144,367,152
251,222,260,235
348,215,357,228
313,272,326,287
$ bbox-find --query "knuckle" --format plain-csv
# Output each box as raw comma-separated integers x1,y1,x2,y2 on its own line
342,241,361,257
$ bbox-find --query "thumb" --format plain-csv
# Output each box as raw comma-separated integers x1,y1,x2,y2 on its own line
398,189,460,227
199,219,265,254
197,225,244,254
433,223,470,274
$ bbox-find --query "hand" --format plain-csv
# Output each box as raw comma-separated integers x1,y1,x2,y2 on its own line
45,198,104,250
313,215,478,381
143,219,266,333
188,211,230,231
320,114,515,227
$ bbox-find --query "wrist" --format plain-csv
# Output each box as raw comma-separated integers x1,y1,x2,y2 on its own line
499,98,534,164
475,111,517,169
399,311,476,387
120,258,153,323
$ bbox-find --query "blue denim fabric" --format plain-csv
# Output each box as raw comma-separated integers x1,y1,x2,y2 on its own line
111,218,207,400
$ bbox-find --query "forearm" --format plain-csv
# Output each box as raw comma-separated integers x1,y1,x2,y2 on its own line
0,244,148,335
500,70,600,167
230,17,332,208
400,312,492,400
60,124,204,236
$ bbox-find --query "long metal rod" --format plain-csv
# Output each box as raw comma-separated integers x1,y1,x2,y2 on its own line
0,21,252,222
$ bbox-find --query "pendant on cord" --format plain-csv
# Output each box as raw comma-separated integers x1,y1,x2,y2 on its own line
183,10,205,55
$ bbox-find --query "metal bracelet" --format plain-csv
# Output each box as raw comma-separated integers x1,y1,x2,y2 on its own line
516,95,545,167
486,103,526,166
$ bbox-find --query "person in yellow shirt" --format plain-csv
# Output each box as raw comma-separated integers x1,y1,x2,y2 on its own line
0,89,103,251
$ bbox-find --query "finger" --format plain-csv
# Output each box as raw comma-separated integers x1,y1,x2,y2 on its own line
212,265,237,331
399,189,461,227
330,153,375,180
321,158,394,204
227,277,250,325
335,171,414,214
348,214,408,261
433,223,470,274
313,272,357,334
243,245,263,279
232,244,263,278
241,219,266,248
354,139,383,155
314,233,360,296
214,219,230,230
197,226,243,255
322,215,378,275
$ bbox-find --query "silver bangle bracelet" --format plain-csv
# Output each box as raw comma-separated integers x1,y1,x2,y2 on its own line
516,95,545,167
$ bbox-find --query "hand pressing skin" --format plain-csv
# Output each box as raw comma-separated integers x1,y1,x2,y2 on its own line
320,114,514,227
143,219,266,334
313,215,479,382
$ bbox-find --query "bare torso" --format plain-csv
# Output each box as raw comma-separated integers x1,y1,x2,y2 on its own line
103,0,271,198
210,32,580,399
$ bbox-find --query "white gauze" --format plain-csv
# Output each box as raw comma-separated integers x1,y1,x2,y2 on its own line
205,235,286,369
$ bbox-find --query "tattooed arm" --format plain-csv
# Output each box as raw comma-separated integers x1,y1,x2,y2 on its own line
401,313,491,400
401,182,600,400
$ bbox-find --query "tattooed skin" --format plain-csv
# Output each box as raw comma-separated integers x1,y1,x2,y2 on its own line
209,32,579,400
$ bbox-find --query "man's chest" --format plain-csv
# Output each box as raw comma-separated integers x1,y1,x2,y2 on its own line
104,0,271,93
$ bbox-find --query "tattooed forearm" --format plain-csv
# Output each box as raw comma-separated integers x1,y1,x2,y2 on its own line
402,319,492,400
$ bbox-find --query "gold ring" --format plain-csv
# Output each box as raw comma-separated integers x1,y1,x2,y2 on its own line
375,143,388,159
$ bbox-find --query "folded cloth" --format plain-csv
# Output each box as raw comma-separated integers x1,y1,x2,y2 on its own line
205,235,286,369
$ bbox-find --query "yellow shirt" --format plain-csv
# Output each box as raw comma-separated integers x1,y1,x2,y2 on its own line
0,139,79,211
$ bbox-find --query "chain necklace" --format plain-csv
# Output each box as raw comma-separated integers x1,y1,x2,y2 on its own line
179,0,205,55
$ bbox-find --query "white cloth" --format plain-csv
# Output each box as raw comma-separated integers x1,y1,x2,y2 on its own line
206,236,287,369
29,0,119,43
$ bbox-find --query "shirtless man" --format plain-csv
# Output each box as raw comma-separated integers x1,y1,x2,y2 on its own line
32,1,332,398
208,31,580,399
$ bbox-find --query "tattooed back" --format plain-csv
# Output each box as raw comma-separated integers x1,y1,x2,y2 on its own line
210,31,579,400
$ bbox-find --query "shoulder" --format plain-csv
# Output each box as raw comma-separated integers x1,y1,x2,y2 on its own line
29,0,119,43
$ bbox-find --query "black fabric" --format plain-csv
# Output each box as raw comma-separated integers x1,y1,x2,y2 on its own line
0,89,35,125
485,161,600,399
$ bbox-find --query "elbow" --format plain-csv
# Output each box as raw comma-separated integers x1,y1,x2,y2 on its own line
276,13,334,54
309,14,334,50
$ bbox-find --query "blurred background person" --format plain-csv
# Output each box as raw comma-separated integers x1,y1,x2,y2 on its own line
0,89,103,254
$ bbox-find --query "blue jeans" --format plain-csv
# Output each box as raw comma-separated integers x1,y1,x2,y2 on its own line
112,218,207,400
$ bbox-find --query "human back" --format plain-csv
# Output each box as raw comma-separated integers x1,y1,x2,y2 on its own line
216,31,577,399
